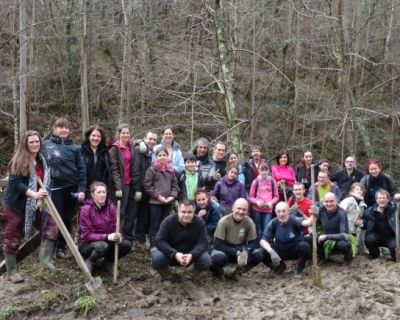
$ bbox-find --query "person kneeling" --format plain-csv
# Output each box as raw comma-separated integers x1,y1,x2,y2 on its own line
210,198,263,280
151,201,211,284
260,202,312,278
78,182,131,275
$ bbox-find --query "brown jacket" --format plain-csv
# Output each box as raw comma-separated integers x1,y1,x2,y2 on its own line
144,166,179,205
109,144,134,198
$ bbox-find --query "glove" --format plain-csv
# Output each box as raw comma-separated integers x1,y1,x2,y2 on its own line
107,233,121,243
310,205,319,216
213,170,221,181
115,190,123,198
237,250,248,267
139,141,147,153
289,204,298,214
134,191,142,202
269,249,281,267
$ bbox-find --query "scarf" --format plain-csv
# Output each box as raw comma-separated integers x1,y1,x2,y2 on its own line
154,160,174,173
24,154,51,240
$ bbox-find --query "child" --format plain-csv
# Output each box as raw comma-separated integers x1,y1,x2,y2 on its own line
249,163,279,241
144,147,179,247
178,153,204,201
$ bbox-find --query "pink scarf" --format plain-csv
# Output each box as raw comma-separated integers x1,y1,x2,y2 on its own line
154,160,174,173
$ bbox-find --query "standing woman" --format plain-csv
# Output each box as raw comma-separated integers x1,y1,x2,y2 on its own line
271,151,296,201
360,159,400,207
43,118,86,259
295,150,316,193
3,131,58,283
226,151,245,185
109,123,135,242
144,147,179,247
153,127,184,176
81,125,112,198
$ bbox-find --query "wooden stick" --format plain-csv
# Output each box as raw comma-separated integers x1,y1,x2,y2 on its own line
395,202,400,263
282,182,288,202
113,200,121,284
310,165,322,287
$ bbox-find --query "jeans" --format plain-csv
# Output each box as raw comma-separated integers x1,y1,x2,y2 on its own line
151,247,211,271
253,210,273,241
121,184,136,242
210,248,263,270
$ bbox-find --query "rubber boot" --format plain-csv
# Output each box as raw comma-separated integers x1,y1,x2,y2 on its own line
157,268,173,285
39,239,56,270
4,253,24,284
101,259,114,276
181,264,199,282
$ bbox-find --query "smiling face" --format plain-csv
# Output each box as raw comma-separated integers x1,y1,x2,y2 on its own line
303,151,313,165
323,193,337,213
376,192,390,209
228,153,239,166
89,129,102,149
227,167,238,181
27,135,41,155
119,127,130,144
232,199,249,222
162,128,174,145
318,171,329,186
92,185,107,206
144,133,157,151
156,150,168,164
197,142,208,157
368,164,381,178
293,183,305,200
279,154,288,166
54,126,70,141
185,159,196,173
195,191,209,209
345,156,355,170
275,202,289,224
213,143,226,161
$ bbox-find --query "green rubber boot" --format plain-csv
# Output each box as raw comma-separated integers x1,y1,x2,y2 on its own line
39,239,56,270
5,253,24,284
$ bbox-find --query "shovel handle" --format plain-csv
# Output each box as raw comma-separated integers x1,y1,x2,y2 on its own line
113,200,121,284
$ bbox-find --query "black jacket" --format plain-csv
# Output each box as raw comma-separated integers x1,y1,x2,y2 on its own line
177,171,204,201
362,202,398,237
131,145,152,194
331,168,365,200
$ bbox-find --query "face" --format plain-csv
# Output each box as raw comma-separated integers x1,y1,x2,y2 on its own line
54,126,70,140
227,168,238,180
92,186,107,206
144,133,157,150
318,172,329,185
293,184,305,199
89,129,102,148
232,199,248,221
319,161,329,172
345,157,355,170
195,192,209,209
369,164,381,177
279,154,288,166
351,186,364,199
162,129,174,144
303,152,313,164
27,135,41,155
197,142,208,157
376,193,389,209
119,128,130,143
214,143,226,161
156,150,168,163
259,168,269,179
275,203,289,223
178,204,195,225
185,160,196,173
251,148,261,160
323,194,337,213
228,154,239,166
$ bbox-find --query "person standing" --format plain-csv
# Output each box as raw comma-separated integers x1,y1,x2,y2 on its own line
178,153,204,202
43,118,86,259
243,145,270,194
3,131,58,283
271,151,296,201
226,151,245,185
295,151,317,194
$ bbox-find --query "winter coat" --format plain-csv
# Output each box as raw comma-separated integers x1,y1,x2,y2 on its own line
271,164,296,187
153,140,184,175
131,144,153,194
331,168,365,200
307,181,340,206
360,173,398,207
109,142,134,194
177,171,204,201
144,165,179,205
295,161,317,191
195,201,221,236
212,176,247,215
242,158,270,192
339,195,367,234
249,176,279,213
362,202,398,237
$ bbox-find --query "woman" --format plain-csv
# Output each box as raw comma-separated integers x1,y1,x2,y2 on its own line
109,123,135,242
3,131,58,283
194,189,221,240
81,125,112,198
295,150,316,193
271,151,296,201
212,164,246,216
78,182,131,275
144,147,179,247
360,159,400,207
43,118,86,259
153,126,184,175
226,151,245,185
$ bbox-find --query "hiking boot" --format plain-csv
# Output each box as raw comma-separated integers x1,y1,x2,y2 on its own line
4,253,24,284
56,249,70,260
294,270,303,279
84,257,93,274
39,240,56,270
224,264,238,281
341,259,352,267
210,266,225,280
157,268,173,285
273,261,286,275
181,265,199,282
101,260,114,276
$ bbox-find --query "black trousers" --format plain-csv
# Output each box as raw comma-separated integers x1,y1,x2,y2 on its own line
365,232,396,261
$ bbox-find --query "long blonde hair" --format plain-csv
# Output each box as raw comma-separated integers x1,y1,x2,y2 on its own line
8,130,41,176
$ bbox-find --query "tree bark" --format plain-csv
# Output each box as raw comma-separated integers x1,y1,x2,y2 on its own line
80,0,89,135
19,0,28,136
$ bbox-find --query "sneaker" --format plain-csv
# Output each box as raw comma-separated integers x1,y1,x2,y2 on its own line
273,261,286,275
294,270,303,279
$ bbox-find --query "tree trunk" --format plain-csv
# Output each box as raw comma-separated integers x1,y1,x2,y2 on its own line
80,0,89,135
19,0,28,136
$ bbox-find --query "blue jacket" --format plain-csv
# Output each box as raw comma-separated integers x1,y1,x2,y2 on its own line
43,135,86,192
153,140,184,175
195,201,221,236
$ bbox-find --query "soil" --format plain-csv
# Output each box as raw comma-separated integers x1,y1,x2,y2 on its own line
1,248,400,320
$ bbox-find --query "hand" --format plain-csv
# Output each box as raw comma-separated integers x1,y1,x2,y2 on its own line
33,189,48,200
198,209,207,217
158,196,167,203
182,254,192,267
213,170,221,181
107,233,121,243
269,249,281,267
237,250,248,267
317,235,327,244
394,193,400,201
166,196,174,203
139,141,147,153
256,201,264,208
266,202,272,209
134,192,142,202
78,192,85,202
289,204,298,214
355,218,363,226
175,252,186,266
115,190,123,198
310,206,319,217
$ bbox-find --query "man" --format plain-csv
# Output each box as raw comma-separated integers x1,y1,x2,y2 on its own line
260,202,312,278
361,189,398,261
151,201,211,284
194,189,221,240
191,138,218,191
313,192,353,265
210,141,227,190
210,198,263,279
130,131,157,245
178,153,204,201
308,171,340,206
288,182,313,235
331,156,365,200
243,146,270,193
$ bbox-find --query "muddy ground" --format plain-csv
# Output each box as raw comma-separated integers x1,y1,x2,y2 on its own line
1,247,400,320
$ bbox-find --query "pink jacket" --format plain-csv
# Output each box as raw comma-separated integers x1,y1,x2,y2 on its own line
271,165,295,187
249,176,279,213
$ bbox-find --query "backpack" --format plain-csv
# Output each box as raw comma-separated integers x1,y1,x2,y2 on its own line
254,178,275,199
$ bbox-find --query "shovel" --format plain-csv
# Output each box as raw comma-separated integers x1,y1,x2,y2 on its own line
113,200,121,284
310,165,322,287
396,202,400,263
38,178,107,299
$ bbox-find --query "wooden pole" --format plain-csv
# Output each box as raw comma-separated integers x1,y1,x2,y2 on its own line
311,165,322,287
113,200,121,284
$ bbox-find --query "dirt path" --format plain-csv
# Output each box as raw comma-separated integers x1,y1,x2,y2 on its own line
1,251,400,320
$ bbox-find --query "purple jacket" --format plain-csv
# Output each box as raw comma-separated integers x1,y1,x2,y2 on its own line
78,199,117,245
212,177,246,215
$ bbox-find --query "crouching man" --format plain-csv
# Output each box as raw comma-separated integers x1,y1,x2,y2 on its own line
210,198,263,279
151,200,211,284
260,202,312,278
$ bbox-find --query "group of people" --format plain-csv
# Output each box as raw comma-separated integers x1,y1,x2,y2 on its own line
2,118,400,285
